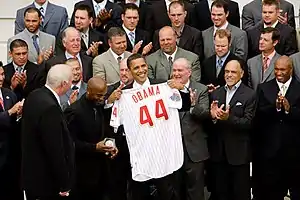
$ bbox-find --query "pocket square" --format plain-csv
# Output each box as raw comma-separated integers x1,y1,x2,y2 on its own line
236,102,242,106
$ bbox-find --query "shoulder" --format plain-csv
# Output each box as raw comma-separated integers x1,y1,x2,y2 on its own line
190,80,208,91
178,48,198,59
229,24,246,35
146,50,160,60
202,27,213,35
2,88,17,102
290,52,300,60
40,31,55,39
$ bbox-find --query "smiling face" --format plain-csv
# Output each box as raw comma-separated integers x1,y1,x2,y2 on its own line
274,57,293,83
172,60,191,84
211,6,228,28
0,67,5,88
129,57,148,85
224,60,244,88
262,4,279,26
168,4,186,29
74,9,92,32
24,11,41,34
63,29,81,55
159,27,177,55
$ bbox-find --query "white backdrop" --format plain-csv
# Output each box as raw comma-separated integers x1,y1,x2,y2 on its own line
0,0,299,64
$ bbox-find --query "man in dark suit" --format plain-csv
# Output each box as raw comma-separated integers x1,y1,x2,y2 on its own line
247,0,297,59
194,0,240,31
201,29,247,92
45,27,93,84
209,60,255,200
0,65,24,200
21,64,75,200
3,39,39,101
253,56,300,200
172,58,209,200
70,0,123,34
152,1,203,61
64,77,118,200
57,4,106,57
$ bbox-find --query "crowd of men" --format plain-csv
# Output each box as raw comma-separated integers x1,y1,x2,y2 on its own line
1,0,300,200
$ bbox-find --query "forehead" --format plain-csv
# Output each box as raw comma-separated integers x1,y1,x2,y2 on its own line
66,30,80,39
261,32,272,39
124,9,139,16
173,62,187,70
211,6,225,14
12,46,28,53
215,36,229,44
111,35,126,41
225,62,240,71
25,12,39,19
262,4,277,11
70,62,81,69
131,58,146,68
169,5,185,13
159,29,174,38
275,60,290,69
0,67,3,73
75,9,89,17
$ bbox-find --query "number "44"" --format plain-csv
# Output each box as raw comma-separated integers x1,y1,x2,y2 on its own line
140,99,169,126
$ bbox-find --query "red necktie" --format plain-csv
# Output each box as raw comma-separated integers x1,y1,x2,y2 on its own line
263,56,269,72
0,97,4,110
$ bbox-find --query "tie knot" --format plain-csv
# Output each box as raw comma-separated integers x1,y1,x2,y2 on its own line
72,85,79,90
263,56,269,62
17,67,23,73
32,35,38,40
129,31,134,36
117,56,122,63
81,33,87,38
168,56,173,62
217,58,222,66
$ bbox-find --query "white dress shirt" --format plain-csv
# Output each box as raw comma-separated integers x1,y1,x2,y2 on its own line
225,80,242,106
110,48,125,63
276,77,292,97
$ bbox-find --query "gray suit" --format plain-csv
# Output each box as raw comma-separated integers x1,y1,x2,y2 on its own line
15,2,69,38
92,49,131,85
146,47,201,82
242,0,295,31
179,80,209,200
202,23,248,61
290,52,300,81
7,29,55,64
247,52,280,90
60,81,87,111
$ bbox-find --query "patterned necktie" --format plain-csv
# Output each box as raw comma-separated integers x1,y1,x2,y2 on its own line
0,96,4,111
128,32,135,46
216,58,222,77
117,56,122,64
16,66,23,74
95,4,101,16
281,84,287,96
263,56,269,72
81,33,88,48
32,35,40,54
168,56,173,78
39,7,45,25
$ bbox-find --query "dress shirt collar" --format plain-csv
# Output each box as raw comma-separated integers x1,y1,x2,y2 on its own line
276,77,292,96
65,51,80,60
125,0,140,7
0,89,3,101
163,46,178,62
214,21,228,34
264,20,279,28
71,81,82,90
262,50,276,62
133,78,150,89
45,84,61,105
13,62,26,72
216,51,230,64
224,79,242,92
93,0,107,10
109,48,125,62
81,27,89,37
34,0,48,11
24,28,40,38
122,24,136,35
184,79,190,89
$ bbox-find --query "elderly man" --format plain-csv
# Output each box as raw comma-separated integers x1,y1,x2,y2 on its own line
147,26,201,82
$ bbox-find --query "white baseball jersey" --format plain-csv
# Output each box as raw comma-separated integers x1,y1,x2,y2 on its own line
110,82,184,182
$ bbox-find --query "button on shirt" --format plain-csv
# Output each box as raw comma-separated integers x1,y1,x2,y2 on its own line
276,77,292,97
225,80,242,106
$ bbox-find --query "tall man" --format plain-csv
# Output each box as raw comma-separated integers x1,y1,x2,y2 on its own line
254,56,300,200
21,64,75,200
248,27,281,90
15,0,69,37
147,26,201,82
9,7,55,65
173,58,209,200
209,60,256,200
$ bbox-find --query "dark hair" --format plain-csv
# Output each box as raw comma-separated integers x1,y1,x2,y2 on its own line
211,0,229,14
10,39,28,52
261,27,280,42
122,3,139,15
107,27,126,40
127,53,145,69
169,1,186,12
0,61,3,67
74,4,93,19
24,7,42,18
262,0,280,9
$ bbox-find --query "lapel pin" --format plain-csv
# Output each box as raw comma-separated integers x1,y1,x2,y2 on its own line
6,96,10,100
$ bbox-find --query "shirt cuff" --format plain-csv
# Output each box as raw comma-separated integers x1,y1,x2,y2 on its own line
104,100,113,109
276,108,281,112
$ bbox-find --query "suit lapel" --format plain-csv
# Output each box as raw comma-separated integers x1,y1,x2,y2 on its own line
229,84,245,108
207,27,215,55
107,51,120,76
159,50,171,76
43,3,55,27
178,26,189,47
256,55,263,82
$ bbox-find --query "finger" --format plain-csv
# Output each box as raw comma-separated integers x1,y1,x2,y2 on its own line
219,104,224,110
118,82,125,90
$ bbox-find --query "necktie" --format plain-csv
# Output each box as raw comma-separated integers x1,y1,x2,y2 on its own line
117,56,122,64
16,66,23,74
95,4,101,16
81,33,88,48
39,7,45,25
168,56,173,78
281,84,287,96
263,56,269,72
0,96,4,111
32,35,40,54
216,58,222,77
128,32,135,46
72,85,79,90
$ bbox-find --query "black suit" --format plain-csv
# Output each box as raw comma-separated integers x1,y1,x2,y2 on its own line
70,0,122,33
150,0,196,31
21,87,75,199
247,22,298,59
124,27,151,54
194,0,240,31
153,25,203,61
209,83,255,200
3,61,39,101
253,78,300,200
201,53,248,87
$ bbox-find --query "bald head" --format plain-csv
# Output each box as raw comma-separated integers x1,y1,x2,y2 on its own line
159,26,177,55
274,55,293,83
87,77,107,105
224,60,244,89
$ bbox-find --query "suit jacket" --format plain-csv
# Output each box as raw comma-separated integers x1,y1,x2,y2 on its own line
0,88,17,170
3,61,40,101
70,0,123,33
202,23,248,61
146,47,201,82
209,83,256,165
44,52,93,84
247,22,298,59
289,52,300,82
7,29,56,64
21,87,75,196
247,51,281,90
92,50,132,85
201,52,247,86
255,78,300,159
64,95,112,185
149,0,197,31
194,0,240,31
179,80,209,162
60,81,87,111
152,25,204,61
15,2,69,37
124,27,151,54
242,0,295,31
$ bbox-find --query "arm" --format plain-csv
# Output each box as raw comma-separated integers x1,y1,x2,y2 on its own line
190,56,201,82
287,4,296,29
92,57,106,80
242,6,255,31
0,111,11,128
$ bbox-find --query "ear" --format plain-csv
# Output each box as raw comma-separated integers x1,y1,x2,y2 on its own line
225,11,229,19
108,39,112,48
184,11,187,18
121,14,125,22
89,17,93,25
273,40,279,47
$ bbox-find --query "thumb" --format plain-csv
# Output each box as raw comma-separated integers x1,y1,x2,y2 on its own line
118,82,125,90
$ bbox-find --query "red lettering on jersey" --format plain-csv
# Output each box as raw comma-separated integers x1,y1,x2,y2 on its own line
143,89,148,99
140,105,154,126
132,95,138,103
155,85,160,95
155,99,168,120
137,91,143,100
148,86,154,96
113,107,117,117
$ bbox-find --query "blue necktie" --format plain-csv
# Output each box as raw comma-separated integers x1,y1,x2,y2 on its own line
128,32,135,46
216,58,222,77
39,7,45,26
32,35,40,54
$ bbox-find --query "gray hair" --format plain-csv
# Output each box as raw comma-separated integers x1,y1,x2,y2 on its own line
46,64,72,88
61,27,80,41
173,58,191,70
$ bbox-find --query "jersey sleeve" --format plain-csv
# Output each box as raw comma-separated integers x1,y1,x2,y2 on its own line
166,85,182,110
110,100,122,133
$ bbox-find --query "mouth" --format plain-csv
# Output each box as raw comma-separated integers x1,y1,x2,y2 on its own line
137,72,146,78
